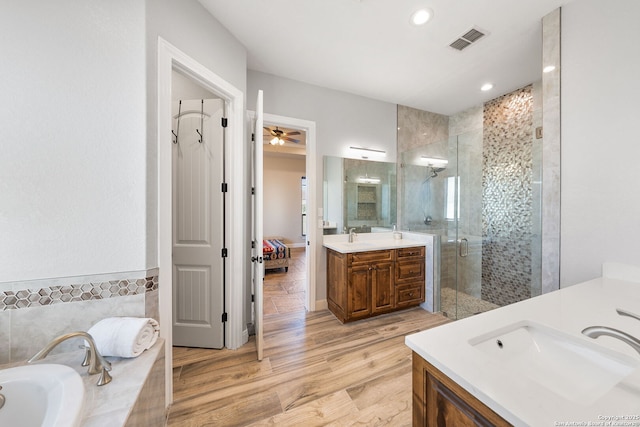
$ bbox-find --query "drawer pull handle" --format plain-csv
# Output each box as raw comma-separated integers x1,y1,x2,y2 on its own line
409,292,414,297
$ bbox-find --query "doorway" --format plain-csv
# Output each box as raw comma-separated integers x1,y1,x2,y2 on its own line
158,38,245,407
248,112,318,319
263,114,317,313
261,124,308,317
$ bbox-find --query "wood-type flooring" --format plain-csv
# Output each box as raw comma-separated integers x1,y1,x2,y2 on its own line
167,248,449,426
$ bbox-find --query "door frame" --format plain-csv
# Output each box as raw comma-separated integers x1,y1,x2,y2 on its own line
157,37,245,407
249,111,317,311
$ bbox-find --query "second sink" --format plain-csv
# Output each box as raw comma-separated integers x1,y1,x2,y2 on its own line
468,320,639,404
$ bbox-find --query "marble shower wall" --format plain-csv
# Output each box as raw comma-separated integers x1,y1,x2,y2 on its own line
0,271,159,364
541,8,561,295
397,105,449,231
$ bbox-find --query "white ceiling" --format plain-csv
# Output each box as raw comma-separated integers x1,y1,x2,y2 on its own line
198,0,569,116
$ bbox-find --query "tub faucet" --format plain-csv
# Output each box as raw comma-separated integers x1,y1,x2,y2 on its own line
28,331,112,386
582,326,640,356
349,228,357,243
617,308,640,323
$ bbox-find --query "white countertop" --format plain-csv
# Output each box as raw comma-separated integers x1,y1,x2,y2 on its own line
323,232,426,253
405,278,640,426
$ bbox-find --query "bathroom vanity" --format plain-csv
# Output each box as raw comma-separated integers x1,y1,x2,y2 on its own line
324,234,426,323
406,276,640,426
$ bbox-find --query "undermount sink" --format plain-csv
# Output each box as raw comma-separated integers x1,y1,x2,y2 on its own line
0,364,85,427
469,320,639,404
345,241,373,248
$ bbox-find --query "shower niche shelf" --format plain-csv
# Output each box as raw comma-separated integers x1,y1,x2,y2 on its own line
356,185,377,220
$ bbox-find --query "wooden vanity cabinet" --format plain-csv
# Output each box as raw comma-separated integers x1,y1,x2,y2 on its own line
412,352,510,427
327,246,424,323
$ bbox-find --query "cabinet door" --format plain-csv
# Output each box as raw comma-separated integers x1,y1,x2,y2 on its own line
348,265,371,320
413,352,510,427
371,261,395,314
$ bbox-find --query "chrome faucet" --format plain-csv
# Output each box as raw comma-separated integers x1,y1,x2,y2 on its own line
28,331,112,386
617,308,640,322
348,228,357,243
582,326,640,356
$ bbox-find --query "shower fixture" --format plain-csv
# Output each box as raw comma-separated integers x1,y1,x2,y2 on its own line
432,166,446,177
421,156,448,167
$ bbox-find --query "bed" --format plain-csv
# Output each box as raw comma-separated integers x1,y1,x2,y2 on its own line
263,239,291,272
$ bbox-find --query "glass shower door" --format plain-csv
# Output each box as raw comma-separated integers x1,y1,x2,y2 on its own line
429,132,486,320
400,132,486,320
449,130,487,319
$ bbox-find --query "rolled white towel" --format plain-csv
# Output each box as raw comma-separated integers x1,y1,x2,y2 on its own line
87,317,160,358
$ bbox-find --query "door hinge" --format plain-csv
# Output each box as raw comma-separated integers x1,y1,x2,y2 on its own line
221,117,228,128
251,187,255,195
221,248,228,258
221,182,228,193
251,240,256,249
222,312,228,322
251,133,255,142
251,294,255,302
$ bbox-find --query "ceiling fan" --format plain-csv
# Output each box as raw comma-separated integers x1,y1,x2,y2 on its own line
263,126,301,145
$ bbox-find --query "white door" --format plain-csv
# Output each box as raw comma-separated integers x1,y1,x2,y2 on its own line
251,91,264,360
172,98,225,348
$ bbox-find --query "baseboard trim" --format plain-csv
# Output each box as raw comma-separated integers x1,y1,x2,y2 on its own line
314,299,328,311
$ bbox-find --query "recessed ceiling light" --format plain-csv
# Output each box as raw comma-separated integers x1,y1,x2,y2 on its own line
480,83,494,91
410,8,433,26
543,65,556,73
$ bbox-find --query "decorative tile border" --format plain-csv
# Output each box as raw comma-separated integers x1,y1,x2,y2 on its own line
1,276,158,311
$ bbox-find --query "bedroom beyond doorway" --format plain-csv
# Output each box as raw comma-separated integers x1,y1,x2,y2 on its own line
263,247,306,315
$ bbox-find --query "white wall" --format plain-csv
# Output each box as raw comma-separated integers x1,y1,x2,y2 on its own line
263,154,306,245
247,70,397,303
0,0,147,282
561,0,640,286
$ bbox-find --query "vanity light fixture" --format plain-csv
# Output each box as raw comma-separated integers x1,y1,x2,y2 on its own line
543,65,556,73
421,156,449,167
358,175,381,184
349,146,386,159
480,83,494,91
410,8,433,26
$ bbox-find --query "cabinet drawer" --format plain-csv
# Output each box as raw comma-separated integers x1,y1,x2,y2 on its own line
349,249,393,265
395,260,424,282
396,283,424,306
396,246,424,259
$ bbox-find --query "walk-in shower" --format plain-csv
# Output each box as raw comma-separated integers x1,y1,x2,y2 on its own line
399,86,543,320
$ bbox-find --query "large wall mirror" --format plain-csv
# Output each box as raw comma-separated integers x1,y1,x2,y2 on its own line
323,156,397,234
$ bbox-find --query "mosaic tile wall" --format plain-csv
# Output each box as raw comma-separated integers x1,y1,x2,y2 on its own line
481,86,534,306
0,276,158,310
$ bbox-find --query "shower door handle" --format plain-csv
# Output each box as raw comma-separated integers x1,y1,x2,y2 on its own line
459,238,469,257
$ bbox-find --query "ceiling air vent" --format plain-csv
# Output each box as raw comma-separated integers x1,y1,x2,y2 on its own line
449,27,486,51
